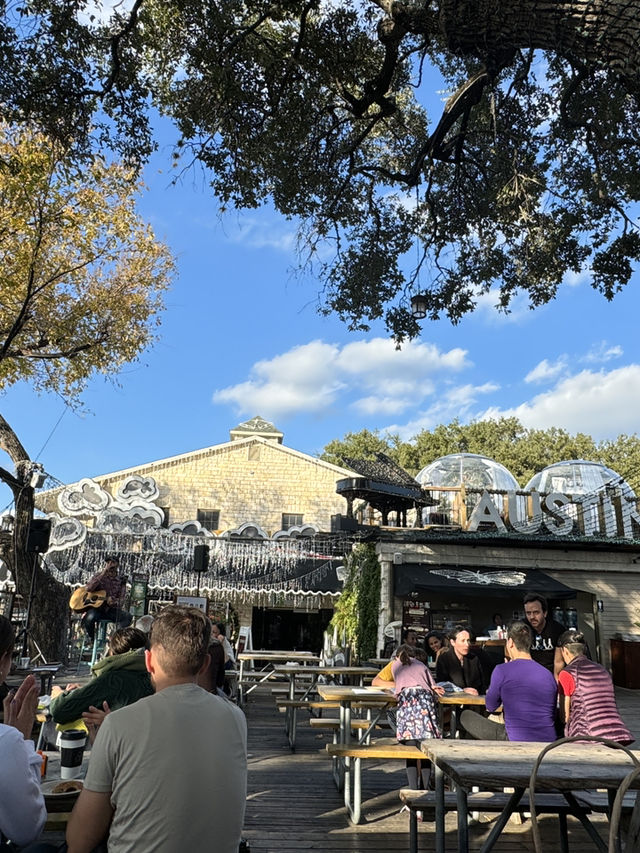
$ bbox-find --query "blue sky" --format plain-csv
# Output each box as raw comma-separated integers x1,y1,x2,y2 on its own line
2,106,640,509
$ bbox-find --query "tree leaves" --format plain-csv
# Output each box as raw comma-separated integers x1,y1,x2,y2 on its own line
2,1,640,336
0,122,175,400
321,418,640,494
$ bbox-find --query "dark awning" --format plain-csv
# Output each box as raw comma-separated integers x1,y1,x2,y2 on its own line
394,564,576,599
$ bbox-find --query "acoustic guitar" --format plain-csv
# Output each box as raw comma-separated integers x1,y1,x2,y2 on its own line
69,587,108,612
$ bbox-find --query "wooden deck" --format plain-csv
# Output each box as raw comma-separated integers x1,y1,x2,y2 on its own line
241,686,640,852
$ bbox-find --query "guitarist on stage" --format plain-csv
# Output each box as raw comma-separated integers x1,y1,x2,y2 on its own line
82,556,132,641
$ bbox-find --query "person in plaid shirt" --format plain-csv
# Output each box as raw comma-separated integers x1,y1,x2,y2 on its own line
83,556,132,641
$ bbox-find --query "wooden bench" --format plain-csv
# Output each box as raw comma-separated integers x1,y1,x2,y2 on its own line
398,788,587,853
326,740,425,824
270,687,310,697
276,699,340,712
276,699,342,750
310,717,392,746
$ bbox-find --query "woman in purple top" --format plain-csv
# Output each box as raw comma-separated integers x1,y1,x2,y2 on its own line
391,644,443,790
461,620,558,742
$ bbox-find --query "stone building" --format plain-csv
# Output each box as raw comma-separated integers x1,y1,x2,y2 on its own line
36,417,357,651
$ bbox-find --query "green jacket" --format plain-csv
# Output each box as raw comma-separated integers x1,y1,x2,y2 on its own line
50,648,153,725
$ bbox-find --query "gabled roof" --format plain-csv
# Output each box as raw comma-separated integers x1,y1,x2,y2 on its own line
38,435,357,495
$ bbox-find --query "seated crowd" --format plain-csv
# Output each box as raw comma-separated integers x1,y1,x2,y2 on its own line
374,590,634,754
1,588,635,849
0,608,247,853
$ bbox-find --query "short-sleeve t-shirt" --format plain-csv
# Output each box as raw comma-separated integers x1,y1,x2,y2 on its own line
557,669,576,695
376,660,394,682
84,683,247,853
485,658,558,741
527,617,565,672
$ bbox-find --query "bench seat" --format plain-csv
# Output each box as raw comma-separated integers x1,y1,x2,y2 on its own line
399,787,590,853
325,740,425,824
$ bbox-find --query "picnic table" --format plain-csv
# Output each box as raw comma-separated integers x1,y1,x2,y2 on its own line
423,739,640,853
437,691,488,738
236,650,321,706
273,664,378,749
273,663,378,702
40,748,90,834
315,684,395,745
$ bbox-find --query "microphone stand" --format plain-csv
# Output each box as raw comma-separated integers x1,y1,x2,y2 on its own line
15,550,47,665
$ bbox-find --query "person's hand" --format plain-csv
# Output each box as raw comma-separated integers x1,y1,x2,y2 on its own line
82,701,111,744
462,687,479,695
64,683,81,692
3,674,39,739
433,685,445,696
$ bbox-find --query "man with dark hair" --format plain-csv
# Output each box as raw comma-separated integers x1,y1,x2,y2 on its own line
461,620,558,741
82,556,132,641
523,592,565,677
66,606,247,853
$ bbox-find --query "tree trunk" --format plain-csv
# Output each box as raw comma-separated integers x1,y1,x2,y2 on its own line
439,0,640,82
0,412,69,662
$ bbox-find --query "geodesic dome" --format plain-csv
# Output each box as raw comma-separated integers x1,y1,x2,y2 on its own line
416,453,520,491
524,460,635,497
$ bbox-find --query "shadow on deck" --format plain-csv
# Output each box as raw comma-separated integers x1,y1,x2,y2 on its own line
241,688,621,853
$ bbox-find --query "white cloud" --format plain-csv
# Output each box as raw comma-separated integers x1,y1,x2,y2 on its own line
525,357,568,384
471,288,533,324
225,215,297,253
213,341,343,419
384,382,500,440
213,337,470,421
563,268,591,288
351,395,415,416
581,341,623,365
479,365,640,439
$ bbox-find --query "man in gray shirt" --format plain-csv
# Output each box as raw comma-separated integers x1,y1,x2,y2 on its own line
66,606,247,853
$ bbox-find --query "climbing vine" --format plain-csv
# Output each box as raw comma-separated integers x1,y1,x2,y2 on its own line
330,544,381,662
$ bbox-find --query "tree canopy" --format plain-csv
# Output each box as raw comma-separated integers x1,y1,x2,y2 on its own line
321,418,640,494
0,121,174,398
0,121,174,659
2,0,639,338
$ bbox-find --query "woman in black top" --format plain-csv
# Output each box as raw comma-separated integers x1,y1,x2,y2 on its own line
435,626,485,694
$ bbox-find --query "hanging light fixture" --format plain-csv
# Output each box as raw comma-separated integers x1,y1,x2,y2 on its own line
410,185,427,321
410,293,428,319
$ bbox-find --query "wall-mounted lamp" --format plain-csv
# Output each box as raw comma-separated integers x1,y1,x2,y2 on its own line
410,293,428,320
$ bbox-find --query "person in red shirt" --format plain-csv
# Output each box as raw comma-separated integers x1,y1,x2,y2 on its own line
557,630,633,744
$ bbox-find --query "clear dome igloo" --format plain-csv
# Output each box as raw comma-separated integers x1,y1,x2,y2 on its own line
417,453,520,491
525,460,635,497
416,453,519,525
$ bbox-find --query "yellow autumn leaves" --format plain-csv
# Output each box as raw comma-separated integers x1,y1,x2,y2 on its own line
0,122,175,399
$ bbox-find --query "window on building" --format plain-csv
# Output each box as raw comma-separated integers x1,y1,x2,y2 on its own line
197,509,220,532
248,444,261,461
282,513,303,530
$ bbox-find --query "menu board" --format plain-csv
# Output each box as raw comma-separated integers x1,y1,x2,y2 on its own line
403,599,431,632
